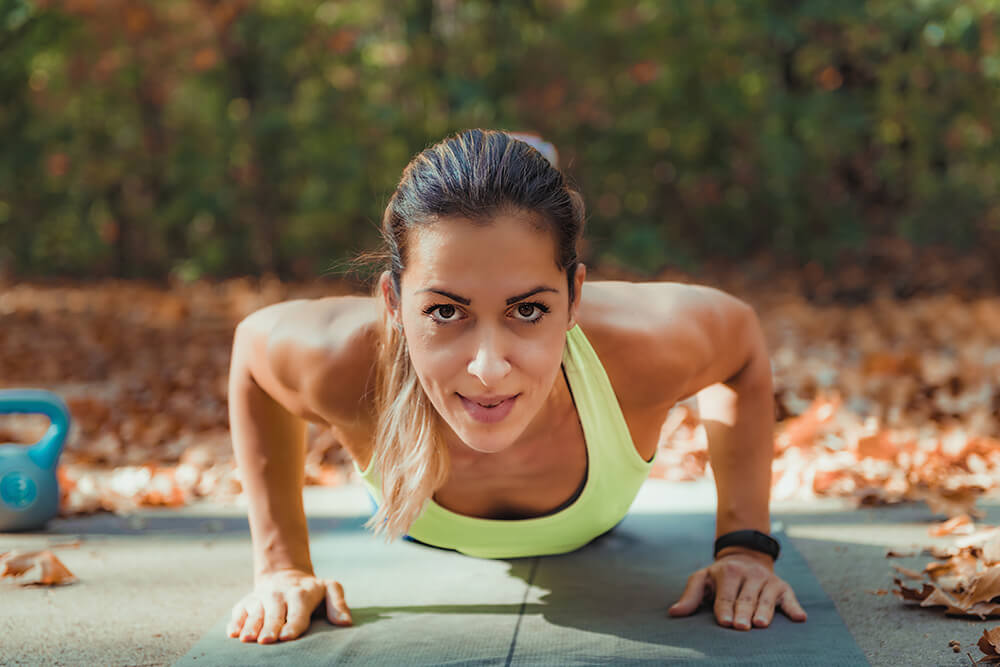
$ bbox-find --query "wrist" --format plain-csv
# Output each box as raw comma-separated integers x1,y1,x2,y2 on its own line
714,545,775,568
714,528,780,562
254,548,314,582
254,563,315,584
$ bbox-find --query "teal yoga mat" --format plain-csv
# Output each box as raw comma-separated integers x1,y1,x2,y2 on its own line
175,513,868,666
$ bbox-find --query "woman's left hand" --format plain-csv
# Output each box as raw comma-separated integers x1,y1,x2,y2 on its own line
667,548,807,630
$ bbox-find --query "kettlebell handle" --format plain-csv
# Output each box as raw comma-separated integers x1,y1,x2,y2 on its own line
0,389,70,470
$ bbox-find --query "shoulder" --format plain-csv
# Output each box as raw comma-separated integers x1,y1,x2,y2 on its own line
575,280,760,410
237,294,381,426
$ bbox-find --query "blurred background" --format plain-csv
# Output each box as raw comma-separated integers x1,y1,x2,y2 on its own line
4,0,1000,286
1,0,999,518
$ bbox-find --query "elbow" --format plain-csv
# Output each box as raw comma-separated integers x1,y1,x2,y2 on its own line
725,302,772,391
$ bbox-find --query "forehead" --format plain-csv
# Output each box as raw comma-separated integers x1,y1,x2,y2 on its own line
402,213,562,291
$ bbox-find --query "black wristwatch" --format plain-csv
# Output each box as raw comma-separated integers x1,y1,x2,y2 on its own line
714,529,781,561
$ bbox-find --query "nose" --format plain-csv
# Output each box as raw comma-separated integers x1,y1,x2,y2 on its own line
466,329,512,387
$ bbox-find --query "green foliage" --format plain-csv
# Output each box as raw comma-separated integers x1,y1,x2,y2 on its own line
2,0,999,279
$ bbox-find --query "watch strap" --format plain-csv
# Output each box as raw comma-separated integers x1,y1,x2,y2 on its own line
714,529,780,561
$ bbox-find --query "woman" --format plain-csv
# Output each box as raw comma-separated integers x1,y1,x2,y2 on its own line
224,128,807,645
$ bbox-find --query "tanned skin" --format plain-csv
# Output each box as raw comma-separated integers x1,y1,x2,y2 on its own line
226,219,805,643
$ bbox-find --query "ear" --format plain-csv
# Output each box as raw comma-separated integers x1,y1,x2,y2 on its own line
567,263,586,330
378,270,401,327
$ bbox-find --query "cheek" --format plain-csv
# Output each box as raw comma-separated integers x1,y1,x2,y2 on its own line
405,335,463,390
514,336,564,380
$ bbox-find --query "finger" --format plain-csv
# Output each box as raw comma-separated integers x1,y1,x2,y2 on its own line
226,603,248,638
752,580,784,628
778,585,808,622
668,568,709,617
239,599,265,643
257,593,287,644
713,568,743,628
732,576,765,631
325,580,353,626
279,591,311,641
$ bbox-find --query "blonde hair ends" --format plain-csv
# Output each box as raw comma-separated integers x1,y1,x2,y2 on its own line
363,300,451,541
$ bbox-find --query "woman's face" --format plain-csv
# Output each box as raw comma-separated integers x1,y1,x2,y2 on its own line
385,212,583,455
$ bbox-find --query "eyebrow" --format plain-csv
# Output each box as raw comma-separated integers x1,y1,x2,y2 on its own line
416,286,559,306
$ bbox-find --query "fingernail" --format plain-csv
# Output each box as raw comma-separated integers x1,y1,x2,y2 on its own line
260,633,273,642
336,611,351,622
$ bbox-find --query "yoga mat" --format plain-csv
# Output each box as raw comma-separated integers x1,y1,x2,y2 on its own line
175,513,868,666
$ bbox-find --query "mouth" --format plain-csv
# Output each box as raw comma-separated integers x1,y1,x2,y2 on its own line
457,393,520,423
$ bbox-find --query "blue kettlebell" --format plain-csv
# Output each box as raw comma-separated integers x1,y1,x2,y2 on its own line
0,389,70,532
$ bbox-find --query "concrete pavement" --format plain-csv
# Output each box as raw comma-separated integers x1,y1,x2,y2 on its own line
2,479,997,666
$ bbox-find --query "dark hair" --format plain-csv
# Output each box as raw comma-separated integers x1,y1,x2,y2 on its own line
382,128,585,302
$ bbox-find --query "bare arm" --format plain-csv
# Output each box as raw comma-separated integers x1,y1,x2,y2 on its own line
225,298,373,643
644,286,804,629
227,295,377,579
693,306,773,544
229,302,315,581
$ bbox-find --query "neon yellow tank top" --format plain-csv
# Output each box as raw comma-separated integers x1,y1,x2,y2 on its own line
352,324,656,559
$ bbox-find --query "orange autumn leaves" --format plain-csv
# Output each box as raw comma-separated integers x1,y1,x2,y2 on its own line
980,628,1000,663
1,280,999,519
0,280,353,517
0,549,76,586
772,394,999,516
655,393,1000,518
893,519,1000,620
653,287,1000,518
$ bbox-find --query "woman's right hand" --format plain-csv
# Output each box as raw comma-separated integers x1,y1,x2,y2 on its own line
226,569,354,643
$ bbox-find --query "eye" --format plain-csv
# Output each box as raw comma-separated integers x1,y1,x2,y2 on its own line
510,302,549,323
424,304,464,324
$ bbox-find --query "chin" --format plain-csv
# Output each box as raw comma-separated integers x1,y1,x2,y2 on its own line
454,426,519,454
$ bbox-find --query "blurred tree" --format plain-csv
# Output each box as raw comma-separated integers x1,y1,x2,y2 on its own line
1,0,998,280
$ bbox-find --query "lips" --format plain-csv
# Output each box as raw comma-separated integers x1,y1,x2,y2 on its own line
466,394,516,407
458,393,519,423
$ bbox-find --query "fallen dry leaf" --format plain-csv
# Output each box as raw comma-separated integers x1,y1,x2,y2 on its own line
893,564,925,580
0,550,77,586
978,627,1000,663
959,565,1000,609
894,539,1000,620
930,514,975,537
925,545,960,559
925,550,980,591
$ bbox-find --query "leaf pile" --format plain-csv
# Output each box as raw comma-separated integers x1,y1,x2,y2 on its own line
1,278,999,517
0,279,353,516
653,286,1000,519
893,521,1000,619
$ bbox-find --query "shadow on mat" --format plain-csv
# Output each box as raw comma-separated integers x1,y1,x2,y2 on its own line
168,509,882,666
339,514,773,640
300,511,864,665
